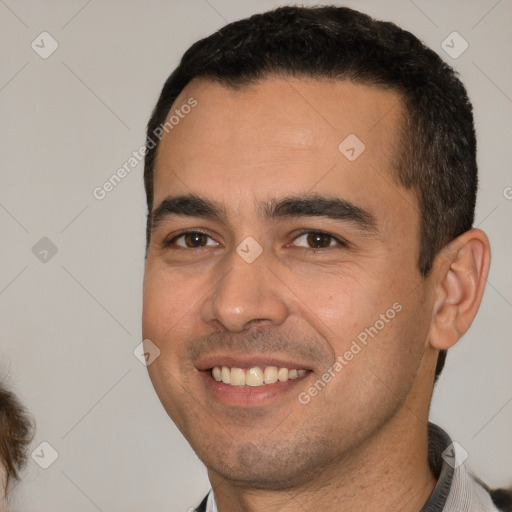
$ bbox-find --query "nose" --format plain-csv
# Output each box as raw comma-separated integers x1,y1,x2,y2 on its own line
201,248,289,333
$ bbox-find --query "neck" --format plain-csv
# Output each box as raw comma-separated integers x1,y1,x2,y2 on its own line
209,405,436,512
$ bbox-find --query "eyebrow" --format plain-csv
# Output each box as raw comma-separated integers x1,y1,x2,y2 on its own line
262,194,377,231
150,193,377,233
151,195,226,231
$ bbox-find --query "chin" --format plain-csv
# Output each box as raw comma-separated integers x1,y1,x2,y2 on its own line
200,436,336,490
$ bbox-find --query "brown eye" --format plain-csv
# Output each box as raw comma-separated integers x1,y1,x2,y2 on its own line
184,233,208,247
170,232,218,248
307,232,332,248
293,232,339,249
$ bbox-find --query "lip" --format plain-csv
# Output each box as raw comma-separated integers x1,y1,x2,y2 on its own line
195,353,313,372
199,368,311,407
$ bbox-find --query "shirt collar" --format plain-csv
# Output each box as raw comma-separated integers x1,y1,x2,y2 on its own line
420,422,455,511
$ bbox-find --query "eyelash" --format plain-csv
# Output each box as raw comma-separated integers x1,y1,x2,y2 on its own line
164,229,347,250
292,229,347,249
164,230,217,248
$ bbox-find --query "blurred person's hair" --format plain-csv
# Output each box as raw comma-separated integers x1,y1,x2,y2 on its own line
0,384,34,496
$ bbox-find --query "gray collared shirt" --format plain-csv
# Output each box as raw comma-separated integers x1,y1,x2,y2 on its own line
421,423,500,511
198,423,500,512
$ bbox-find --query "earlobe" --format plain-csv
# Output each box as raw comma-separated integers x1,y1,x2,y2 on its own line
429,229,491,350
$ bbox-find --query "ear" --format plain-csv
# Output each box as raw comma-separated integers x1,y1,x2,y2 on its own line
429,229,491,350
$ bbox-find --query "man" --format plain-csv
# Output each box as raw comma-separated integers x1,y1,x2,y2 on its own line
141,6,509,511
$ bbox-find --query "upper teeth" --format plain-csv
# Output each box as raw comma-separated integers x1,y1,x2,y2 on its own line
212,366,307,387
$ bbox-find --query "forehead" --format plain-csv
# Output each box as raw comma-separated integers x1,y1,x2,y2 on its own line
153,76,412,224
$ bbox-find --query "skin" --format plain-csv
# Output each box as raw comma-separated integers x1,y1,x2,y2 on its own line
142,77,490,511
0,465,6,512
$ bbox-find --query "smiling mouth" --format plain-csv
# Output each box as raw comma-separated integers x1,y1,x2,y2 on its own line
211,365,309,387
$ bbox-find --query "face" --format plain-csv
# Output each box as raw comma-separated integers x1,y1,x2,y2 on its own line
142,77,437,488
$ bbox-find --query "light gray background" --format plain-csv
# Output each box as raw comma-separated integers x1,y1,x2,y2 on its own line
0,0,511,511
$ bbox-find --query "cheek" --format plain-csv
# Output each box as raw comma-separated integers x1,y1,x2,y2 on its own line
302,262,425,382
356,293,431,401
293,267,384,348
142,262,201,339
142,266,200,426
142,262,211,392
